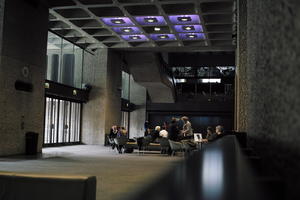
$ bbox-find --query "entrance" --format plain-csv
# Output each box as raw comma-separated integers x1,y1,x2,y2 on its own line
44,97,81,146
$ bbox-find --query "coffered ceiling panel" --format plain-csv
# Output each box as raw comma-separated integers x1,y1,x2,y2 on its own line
47,0,236,51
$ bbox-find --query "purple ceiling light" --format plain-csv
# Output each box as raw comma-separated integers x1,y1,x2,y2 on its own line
101,17,135,26
174,25,203,33
149,34,176,41
112,27,142,34
121,34,149,42
169,15,200,24
135,16,167,26
179,33,206,40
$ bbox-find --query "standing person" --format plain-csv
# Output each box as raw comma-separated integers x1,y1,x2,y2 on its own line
181,116,193,137
144,120,149,132
168,118,180,141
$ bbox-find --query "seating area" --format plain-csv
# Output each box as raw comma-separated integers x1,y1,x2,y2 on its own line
123,135,284,200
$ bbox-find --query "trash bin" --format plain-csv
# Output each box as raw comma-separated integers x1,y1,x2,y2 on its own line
25,132,38,155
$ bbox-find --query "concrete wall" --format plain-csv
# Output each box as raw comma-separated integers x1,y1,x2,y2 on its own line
128,75,146,138
236,0,300,198
81,49,121,145
0,0,48,156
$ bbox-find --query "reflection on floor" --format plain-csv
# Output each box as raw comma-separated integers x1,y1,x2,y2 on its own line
0,145,182,200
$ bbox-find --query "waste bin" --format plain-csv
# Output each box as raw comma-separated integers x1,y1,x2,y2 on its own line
25,132,38,155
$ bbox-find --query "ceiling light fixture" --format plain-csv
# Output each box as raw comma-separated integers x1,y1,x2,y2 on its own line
111,19,125,24
154,27,161,31
178,17,192,22
183,26,194,31
122,28,132,33
130,36,141,40
145,18,158,23
159,35,168,39
188,34,196,38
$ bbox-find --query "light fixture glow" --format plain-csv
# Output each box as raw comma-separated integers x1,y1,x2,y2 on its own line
121,34,148,41
102,17,134,26
201,78,221,83
135,16,167,26
169,15,200,24
154,27,161,31
149,34,176,41
131,36,141,40
179,17,191,22
159,35,168,39
176,79,186,83
123,28,131,33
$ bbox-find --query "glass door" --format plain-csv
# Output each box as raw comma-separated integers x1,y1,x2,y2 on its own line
44,97,81,146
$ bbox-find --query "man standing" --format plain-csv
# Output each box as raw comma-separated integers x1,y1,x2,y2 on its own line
181,116,193,137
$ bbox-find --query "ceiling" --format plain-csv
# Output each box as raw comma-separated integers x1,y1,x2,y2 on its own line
47,0,236,52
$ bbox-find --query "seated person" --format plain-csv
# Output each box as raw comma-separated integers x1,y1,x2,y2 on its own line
109,125,118,149
202,126,217,142
109,125,118,138
159,127,168,138
116,127,128,153
149,126,160,142
144,128,152,137
215,125,224,139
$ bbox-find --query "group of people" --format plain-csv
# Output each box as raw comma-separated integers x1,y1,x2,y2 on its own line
145,116,225,144
144,116,194,143
108,117,225,154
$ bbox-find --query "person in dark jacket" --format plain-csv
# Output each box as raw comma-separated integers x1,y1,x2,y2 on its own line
149,126,160,142
168,118,180,141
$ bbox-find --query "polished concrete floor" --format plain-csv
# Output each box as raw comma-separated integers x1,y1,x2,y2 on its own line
0,145,182,200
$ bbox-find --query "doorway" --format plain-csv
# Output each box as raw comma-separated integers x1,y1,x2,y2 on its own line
44,97,81,146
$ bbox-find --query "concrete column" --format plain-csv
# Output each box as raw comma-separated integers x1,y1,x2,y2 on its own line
245,0,300,198
81,49,121,145
129,75,147,138
0,0,48,156
235,0,248,132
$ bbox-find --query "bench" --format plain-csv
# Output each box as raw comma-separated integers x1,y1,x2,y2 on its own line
0,172,96,200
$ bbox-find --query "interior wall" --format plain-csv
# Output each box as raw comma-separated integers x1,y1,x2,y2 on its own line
0,0,48,156
239,0,300,198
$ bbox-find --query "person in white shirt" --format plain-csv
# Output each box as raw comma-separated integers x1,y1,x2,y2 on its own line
159,128,168,138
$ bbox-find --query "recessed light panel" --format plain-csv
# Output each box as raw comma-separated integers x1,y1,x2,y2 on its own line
102,17,135,26
112,27,142,34
149,34,176,41
121,34,148,42
179,33,206,40
135,16,167,26
174,25,203,33
169,15,200,24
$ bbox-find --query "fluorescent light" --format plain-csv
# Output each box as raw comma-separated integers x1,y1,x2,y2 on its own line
201,78,221,83
176,79,186,83
154,27,161,31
